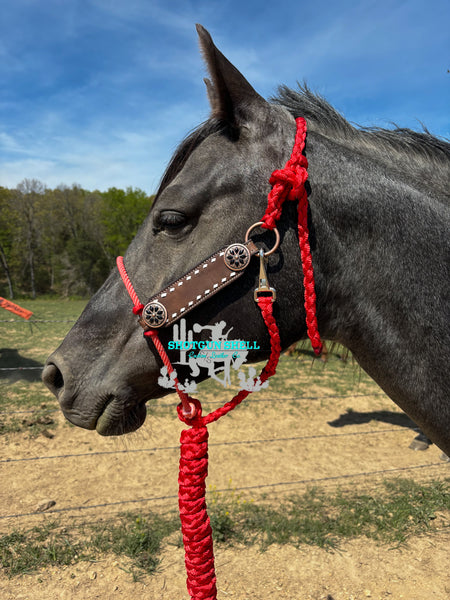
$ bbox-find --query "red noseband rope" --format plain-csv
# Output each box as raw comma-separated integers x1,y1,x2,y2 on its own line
117,117,321,600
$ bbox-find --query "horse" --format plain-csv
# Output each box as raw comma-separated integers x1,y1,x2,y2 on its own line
42,25,450,457
284,341,447,455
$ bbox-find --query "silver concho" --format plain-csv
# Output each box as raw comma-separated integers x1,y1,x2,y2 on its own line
224,243,251,271
142,301,167,328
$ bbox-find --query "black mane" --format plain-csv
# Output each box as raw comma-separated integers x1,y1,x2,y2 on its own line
155,119,227,199
157,85,450,200
275,84,450,198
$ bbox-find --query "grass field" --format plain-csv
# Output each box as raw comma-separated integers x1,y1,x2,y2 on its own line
1,299,448,584
2,478,448,580
0,297,379,433
0,299,86,436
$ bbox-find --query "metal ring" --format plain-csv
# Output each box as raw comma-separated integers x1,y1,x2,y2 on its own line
244,222,280,256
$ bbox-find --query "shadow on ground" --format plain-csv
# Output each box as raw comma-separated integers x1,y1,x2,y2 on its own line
328,409,418,431
0,348,43,382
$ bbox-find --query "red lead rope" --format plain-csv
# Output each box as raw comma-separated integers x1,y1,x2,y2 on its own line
116,116,321,600
115,268,281,600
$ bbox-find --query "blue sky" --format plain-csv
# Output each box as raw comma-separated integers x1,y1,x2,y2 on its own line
1,0,448,194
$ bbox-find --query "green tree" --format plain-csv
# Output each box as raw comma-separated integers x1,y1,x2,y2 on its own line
0,183,154,298
0,187,15,298
100,187,153,263
12,179,47,299
53,185,109,296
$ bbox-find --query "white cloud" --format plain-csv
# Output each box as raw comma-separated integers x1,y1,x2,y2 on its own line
0,94,208,193
0,132,23,153
1,0,447,195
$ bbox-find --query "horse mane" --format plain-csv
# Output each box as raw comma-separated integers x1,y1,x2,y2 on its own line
156,84,450,200
274,84,450,199
155,120,227,198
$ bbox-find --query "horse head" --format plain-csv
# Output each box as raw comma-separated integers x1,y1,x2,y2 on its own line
42,26,308,436
42,26,450,457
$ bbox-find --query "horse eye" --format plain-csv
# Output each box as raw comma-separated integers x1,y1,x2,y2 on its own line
157,210,187,231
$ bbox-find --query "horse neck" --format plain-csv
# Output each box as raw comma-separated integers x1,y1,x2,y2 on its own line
305,132,450,449
309,132,446,336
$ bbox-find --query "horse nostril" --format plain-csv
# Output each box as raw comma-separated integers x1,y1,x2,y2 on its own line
42,362,65,397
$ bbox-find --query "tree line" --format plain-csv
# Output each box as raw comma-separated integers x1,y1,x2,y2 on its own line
0,179,154,299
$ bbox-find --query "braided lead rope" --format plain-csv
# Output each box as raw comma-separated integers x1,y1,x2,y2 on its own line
115,115,321,600
169,297,280,600
117,259,281,600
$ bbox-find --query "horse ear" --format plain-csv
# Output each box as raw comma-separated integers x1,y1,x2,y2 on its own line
196,24,267,127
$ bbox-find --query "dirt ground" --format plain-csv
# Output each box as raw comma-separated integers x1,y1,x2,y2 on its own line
1,388,449,600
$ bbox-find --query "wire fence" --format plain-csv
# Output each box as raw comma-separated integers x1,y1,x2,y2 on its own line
1,412,447,525
1,462,445,522
0,391,387,416
0,366,43,371
1,315,448,528
0,427,425,464
0,319,78,323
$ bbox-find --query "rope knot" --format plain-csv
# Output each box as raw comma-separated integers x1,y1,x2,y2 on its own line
177,398,203,425
268,157,308,203
132,303,144,315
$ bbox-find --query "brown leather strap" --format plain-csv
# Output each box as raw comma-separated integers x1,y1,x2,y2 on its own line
139,240,259,329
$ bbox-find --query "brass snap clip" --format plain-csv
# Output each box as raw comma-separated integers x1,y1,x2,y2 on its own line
254,249,276,302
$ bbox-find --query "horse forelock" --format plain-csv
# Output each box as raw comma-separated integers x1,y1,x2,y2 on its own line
155,119,229,200
274,84,450,198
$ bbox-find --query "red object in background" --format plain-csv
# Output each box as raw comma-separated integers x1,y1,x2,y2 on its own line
0,297,33,320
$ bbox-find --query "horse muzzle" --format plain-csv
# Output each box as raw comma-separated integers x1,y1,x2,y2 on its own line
42,358,148,436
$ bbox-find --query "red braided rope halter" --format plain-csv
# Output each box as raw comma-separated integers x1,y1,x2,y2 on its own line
261,117,322,355
116,116,321,600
